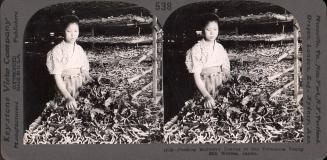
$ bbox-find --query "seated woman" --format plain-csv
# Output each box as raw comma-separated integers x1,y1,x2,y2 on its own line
46,15,92,111
185,13,231,108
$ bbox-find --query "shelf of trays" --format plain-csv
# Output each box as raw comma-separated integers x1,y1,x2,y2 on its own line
79,14,152,27
77,34,153,44
219,12,294,25
218,33,300,42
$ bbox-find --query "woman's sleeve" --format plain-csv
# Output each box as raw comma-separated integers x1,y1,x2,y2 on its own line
80,49,90,74
185,44,203,73
46,46,63,75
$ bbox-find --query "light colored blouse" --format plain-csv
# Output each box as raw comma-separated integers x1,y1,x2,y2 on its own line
46,41,89,75
185,39,230,74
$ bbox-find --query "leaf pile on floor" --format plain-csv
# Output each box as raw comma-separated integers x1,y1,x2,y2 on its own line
24,80,162,144
87,45,153,94
24,45,163,144
164,44,303,144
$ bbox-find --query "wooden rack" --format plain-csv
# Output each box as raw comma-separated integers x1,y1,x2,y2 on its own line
152,16,163,105
269,19,302,108
78,13,153,48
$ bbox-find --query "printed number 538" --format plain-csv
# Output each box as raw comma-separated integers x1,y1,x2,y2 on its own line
155,1,172,11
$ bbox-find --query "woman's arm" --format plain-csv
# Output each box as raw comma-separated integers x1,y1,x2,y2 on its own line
54,75,77,110
193,73,215,108
194,73,210,98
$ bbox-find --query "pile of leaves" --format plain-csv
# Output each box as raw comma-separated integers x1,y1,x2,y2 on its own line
24,45,163,144
24,79,163,144
220,12,293,25
164,44,303,144
219,33,295,42
228,43,298,57
87,45,153,94
78,35,152,44
80,14,152,26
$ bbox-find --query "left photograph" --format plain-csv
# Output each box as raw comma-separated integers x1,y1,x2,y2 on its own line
23,1,163,144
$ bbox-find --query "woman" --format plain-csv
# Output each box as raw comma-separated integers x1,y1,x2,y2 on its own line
185,13,231,108
46,15,92,111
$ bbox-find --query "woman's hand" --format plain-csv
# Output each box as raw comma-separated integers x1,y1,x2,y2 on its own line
83,74,94,84
204,96,215,108
54,75,78,110
66,97,77,111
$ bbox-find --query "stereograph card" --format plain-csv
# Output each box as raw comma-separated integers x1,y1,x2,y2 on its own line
1,0,327,159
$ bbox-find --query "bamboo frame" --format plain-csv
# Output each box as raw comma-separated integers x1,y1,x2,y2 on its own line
268,66,294,81
127,68,153,84
277,52,289,62
137,51,152,64
132,82,153,99
152,15,164,105
152,16,158,100
293,19,300,105
270,80,295,100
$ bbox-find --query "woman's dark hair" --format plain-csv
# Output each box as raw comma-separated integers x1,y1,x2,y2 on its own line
199,13,220,32
60,15,79,31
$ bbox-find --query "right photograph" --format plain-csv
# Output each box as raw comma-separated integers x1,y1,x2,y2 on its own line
163,0,303,143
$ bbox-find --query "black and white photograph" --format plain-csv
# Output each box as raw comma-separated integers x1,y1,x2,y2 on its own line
163,1,303,143
2,0,327,159
23,1,163,144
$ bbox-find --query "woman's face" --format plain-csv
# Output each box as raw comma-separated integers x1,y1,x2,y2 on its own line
64,23,79,43
203,21,219,42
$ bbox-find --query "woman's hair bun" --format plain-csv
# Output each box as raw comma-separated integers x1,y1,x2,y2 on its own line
60,15,80,31
198,13,220,29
